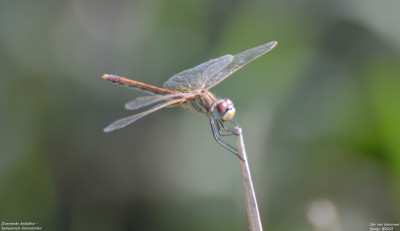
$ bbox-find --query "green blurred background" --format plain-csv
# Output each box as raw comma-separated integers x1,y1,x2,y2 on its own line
1,0,399,230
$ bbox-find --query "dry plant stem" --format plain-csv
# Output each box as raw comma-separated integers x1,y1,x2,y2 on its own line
236,128,263,231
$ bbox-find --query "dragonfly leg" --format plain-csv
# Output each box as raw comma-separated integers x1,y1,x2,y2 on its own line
209,118,244,161
216,120,241,136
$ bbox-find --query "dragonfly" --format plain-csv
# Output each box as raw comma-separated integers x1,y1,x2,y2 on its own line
102,41,277,160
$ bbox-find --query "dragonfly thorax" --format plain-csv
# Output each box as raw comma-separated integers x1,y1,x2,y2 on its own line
214,99,236,121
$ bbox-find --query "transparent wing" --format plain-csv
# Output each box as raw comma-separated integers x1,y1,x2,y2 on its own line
204,41,277,89
124,92,189,110
104,98,185,132
163,55,234,92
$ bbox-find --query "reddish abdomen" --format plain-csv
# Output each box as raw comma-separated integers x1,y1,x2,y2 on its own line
102,74,177,95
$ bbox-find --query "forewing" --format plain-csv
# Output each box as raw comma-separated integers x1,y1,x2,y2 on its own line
124,92,188,110
163,55,233,91
204,41,277,89
103,98,185,132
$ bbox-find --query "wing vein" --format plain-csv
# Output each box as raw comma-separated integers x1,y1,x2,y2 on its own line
104,98,185,132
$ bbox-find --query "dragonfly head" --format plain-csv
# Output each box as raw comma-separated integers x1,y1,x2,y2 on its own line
215,99,236,121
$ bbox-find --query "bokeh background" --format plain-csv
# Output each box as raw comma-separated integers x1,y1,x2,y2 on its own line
1,0,399,230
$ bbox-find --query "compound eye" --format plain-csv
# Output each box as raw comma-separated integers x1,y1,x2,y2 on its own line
215,99,235,121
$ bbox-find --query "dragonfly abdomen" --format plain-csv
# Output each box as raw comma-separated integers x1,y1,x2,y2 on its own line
102,74,176,95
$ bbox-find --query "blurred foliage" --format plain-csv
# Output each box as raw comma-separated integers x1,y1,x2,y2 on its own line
0,0,399,230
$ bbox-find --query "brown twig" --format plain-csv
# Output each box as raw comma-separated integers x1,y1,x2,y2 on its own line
236,127,263,231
